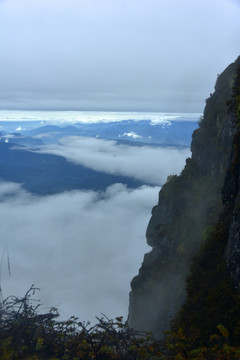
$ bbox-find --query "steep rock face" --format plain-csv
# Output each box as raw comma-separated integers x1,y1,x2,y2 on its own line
224,63,240,289
128,56,240,338
170,64,240,344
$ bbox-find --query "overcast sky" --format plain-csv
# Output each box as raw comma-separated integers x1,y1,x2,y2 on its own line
0,0,240,112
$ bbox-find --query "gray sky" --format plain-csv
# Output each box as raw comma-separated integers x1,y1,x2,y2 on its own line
0,0,240,112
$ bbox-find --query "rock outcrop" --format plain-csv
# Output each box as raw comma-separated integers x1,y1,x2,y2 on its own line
128,56,240,338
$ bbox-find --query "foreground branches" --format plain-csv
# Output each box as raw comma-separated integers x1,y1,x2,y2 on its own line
1,285,240,359
0,285,163,359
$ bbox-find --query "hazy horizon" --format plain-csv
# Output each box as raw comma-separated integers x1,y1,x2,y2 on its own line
0,109,201,124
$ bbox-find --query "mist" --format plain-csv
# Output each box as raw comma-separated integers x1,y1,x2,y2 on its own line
0,182,159,322
33,137,190,185
0,117,192,321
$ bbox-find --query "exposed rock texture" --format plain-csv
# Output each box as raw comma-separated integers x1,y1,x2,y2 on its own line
128,56,240,338
224,63,240,289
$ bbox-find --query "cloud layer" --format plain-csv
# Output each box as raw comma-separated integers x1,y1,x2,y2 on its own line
0,130,191,320
0,182,159,322
35,136,190,185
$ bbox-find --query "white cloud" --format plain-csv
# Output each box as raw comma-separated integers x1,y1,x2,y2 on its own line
120,132,142,139
0,182,159,322
34,136,190,185
3,134,14,139
33,132,60,139
0,181,23,197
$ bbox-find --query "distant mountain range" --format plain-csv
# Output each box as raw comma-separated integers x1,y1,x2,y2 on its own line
26,120,198,146
0,119,198,194
0,119,198,146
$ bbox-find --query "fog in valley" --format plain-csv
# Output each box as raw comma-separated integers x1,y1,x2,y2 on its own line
35,137,191,185
0,181,158,321
0,135,190,321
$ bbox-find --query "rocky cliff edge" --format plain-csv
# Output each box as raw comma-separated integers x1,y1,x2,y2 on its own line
128,56,240,338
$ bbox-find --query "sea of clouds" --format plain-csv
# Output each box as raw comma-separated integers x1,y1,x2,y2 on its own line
0,182,159,322
0,111,193,322
33,136,191,185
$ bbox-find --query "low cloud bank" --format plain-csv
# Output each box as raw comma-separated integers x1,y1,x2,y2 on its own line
35,136,190,185
0,182,159,322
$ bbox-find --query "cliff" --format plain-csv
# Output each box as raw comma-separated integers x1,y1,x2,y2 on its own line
128,56,240,339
